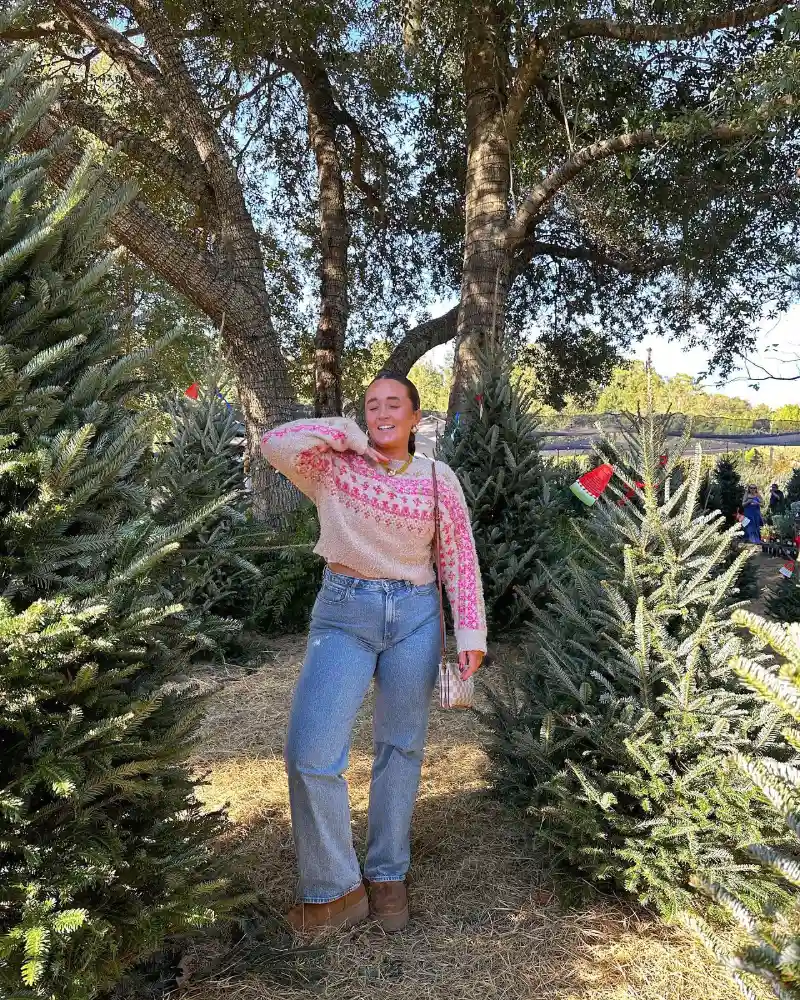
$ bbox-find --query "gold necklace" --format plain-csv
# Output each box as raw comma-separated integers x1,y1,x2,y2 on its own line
386,454,413,477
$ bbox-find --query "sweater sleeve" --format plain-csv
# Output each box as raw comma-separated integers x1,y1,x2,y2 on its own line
261,418,369,502
434,461,487,654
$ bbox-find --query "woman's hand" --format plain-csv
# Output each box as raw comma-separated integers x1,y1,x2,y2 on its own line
364,445,390,465
459,650,484,680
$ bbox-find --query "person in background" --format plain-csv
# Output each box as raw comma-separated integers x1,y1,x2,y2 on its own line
261,373,486,935
769,482,785,514
742,484,764,544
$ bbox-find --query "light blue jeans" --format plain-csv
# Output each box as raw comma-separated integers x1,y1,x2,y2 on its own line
285,568,441,903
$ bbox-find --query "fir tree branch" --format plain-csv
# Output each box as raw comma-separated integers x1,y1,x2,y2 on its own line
0,99,237,327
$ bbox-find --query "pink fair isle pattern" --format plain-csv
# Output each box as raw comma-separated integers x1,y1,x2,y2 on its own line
261,420,485,645
333,456,484,633
262,421,356,496
438,485,483,631
296,445,335,489
267,422,348,443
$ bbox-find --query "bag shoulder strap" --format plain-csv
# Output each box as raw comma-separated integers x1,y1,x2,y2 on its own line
431,460,447,663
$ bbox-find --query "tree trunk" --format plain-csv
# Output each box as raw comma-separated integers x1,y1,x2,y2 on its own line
50,0,303,519
14,94,301,520
221,295,299,521
449,2,513,416
306,82,350,417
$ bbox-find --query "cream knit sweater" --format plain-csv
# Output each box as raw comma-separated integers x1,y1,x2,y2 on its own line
261,418,487,653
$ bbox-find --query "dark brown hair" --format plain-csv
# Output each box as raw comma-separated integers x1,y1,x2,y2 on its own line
367,372,421,455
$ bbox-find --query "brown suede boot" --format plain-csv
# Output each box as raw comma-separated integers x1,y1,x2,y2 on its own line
286,884,369,934
366,879,409,932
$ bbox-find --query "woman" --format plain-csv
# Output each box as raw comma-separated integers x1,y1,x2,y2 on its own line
261,373,486,935
769,482,785,515
742,484,764,543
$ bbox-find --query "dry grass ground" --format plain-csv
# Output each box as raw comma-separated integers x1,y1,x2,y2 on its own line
173,631,767,1000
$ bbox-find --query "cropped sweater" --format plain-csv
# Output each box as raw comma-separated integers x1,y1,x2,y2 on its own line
261,418,487,653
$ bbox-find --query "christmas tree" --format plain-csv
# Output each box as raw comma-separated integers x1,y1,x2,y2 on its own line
698,468,713,511
709,455,744,525
253,503,324,632
766,572,800,624
786,468,800,504
687,611,800,1000
732,552,760,602
152,379,271,655
484,410,784,917
438,351,570,629
0,52,241,998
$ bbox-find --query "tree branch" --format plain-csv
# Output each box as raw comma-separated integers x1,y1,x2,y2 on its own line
54,0,163,94
0,20,81,41
0,100,240,322
727,350,800,383
272,50,383,213
558,0,787,44
52,0,205,173
535,75,578,134
514,239,679,276
505,39,547,140
125,0,267,292
371,239,687,377
382,239,681,375
383,307,459,374
349,127,382,213
288,51,351,414
210,68,286,121
506,103,794,247
55,96,216,215
507,129,662,244
502,1,786,137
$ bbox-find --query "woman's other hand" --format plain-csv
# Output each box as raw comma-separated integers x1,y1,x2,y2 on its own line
364,445,390,465
459,650,484,680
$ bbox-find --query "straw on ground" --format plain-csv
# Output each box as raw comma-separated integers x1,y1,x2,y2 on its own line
173,629,770,1000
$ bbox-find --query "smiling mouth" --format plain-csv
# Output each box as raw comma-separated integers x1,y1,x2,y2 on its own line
377,425,396,431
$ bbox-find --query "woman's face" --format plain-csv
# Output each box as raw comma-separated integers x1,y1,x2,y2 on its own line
364,379,420,454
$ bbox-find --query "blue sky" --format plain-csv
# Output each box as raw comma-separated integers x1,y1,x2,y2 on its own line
424,303,800,408
629,304,800,406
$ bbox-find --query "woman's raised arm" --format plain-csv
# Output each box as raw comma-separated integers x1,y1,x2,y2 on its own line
261,418,369,501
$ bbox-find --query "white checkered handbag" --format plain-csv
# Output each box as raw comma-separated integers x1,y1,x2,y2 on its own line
431,463,475,711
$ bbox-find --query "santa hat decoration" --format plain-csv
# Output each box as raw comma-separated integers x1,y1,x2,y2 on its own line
184,382,200,399
570,463,614,507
